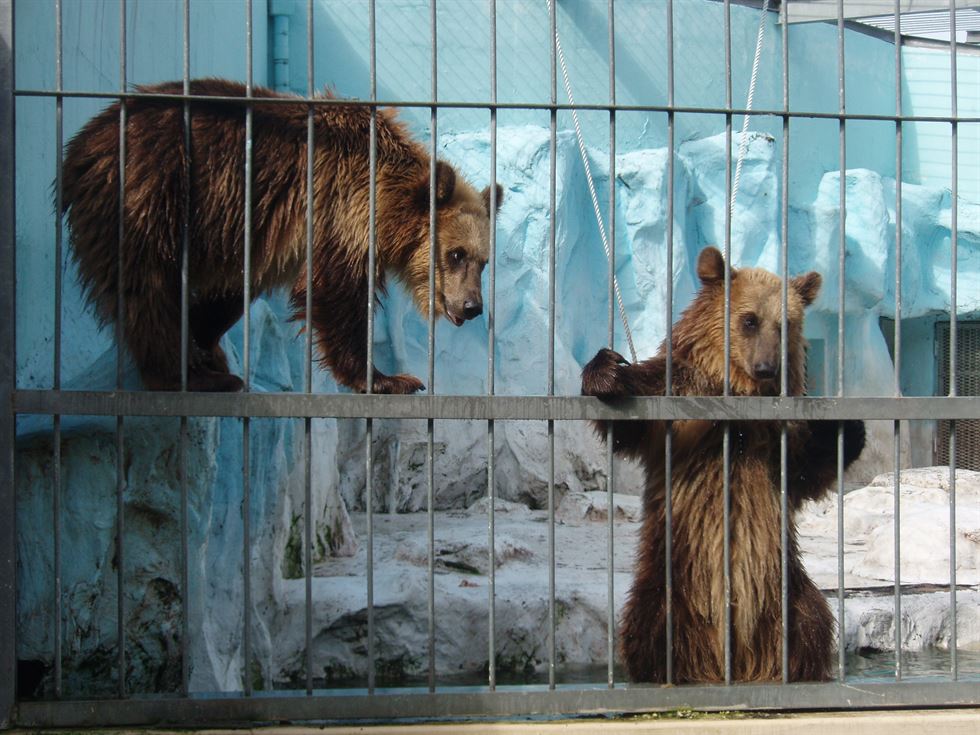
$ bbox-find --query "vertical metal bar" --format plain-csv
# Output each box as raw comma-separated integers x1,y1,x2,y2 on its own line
779,0,790,685
52,0,64,699
0,0,16,724
548,0,558,691
606,0,616,691
892,0,903,684
116,0,128,699
304,0,315,697
366,0,377,694
178,0,191,698
241,0,254,697
664,0,675,687
427,0,438,694
243,7,253,391
836,0,848,682
948,0,959,682
722,0,733,686
487,0,498,692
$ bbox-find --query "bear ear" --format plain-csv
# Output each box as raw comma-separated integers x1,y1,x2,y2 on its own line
791,271,822,306
481,183,504,216
414,160,457,211
696,246,729,286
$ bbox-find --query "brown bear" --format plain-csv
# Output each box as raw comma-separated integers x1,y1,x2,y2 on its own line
62,78,502,393
581,246,865,683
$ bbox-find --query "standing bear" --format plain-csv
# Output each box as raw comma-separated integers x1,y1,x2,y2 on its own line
62,79,501,393
581,246,865,683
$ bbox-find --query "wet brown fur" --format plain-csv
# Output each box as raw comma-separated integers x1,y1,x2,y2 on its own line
62,78,501,392
582,247,865,683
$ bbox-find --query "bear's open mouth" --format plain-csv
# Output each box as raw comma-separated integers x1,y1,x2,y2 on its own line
442,297,465,326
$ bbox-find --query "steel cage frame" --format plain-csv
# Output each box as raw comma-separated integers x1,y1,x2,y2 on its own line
2,0,979,728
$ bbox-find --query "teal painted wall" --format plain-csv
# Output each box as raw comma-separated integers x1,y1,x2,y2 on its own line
275,0,903,201
902,45,980,203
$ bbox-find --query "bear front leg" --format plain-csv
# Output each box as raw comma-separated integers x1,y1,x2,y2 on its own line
785,419,866,505
294,276,425,394
581,348,662,457
582,349,710,459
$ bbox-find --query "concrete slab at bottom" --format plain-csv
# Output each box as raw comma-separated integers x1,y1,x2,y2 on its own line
25,710,975,735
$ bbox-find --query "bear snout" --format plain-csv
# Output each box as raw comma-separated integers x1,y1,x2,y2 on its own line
445,295,483,325
752,361,779,381
462,298,483,320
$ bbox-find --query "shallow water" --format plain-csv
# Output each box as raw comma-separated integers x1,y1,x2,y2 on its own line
844,648,980,682
292,649,980,691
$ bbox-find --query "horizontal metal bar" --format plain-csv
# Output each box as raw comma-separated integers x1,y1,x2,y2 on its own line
14,681,980,728
12,390,980,421
11,88,980,124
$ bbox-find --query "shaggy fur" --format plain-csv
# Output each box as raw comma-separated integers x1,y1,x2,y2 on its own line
581,246,865,683
62,78,502,392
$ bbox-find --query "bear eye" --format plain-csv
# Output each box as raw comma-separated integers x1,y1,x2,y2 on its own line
448,249,465,266
741,313,758,331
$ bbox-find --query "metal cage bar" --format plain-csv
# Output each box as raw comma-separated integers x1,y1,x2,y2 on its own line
547,0,558,692
51,0,63,699
13,87,980,124
302,0,315,697
835,0,849,685
116,0,128,699
365,0,378,696
13,680,980,727
606,0,616,691
779,0,791,684
1,0,16,725
11,93,980,126
891,0,904,684
240,0,255,697
722,0,733,686
947,0,959,682
487,0,498,693
426,0,438,694
664,0,676,687
13,391,980,422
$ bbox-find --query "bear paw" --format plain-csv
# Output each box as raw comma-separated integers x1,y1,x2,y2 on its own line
581,348,630,399
369,373,426,395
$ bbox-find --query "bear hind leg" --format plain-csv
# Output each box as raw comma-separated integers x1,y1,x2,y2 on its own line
131,291,244,392
186,293,246,392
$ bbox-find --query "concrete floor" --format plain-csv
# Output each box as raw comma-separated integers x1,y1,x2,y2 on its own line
12,709,979,735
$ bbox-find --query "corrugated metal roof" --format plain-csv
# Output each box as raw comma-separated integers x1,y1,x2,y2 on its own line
861,8,980,41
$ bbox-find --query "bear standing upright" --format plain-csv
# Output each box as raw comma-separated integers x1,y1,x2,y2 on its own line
62,79,502,393
582,246,865,683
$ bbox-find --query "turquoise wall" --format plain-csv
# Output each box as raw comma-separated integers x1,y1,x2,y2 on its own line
280,0,903,200
902,45,980,203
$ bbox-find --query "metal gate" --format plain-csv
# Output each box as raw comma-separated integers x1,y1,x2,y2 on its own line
3,0,980,728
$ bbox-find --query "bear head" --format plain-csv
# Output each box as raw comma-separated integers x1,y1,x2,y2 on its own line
403,161,503,327
673,246,821,396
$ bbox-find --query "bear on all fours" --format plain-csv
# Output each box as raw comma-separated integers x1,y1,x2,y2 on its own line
582,246,865,683
62,79,502,393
